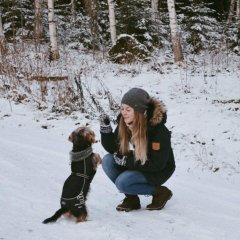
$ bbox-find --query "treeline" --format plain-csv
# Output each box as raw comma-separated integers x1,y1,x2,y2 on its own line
0,0,239,61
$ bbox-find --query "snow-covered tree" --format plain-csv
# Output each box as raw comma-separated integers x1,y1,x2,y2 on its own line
227,0,236,24
83,0,100,51
98,0,111,49
152,0,172,48
70,0,76,17
151,0,159,21
34,0,42,51
52,0,89,49
107,0,117,45
0,7,4,39
225,0,240,51
116,0,159,49
177,0,221,53
167,0,184,62
0,0,34,41
0,6,6,55
47,0,60,60
238,0,240,44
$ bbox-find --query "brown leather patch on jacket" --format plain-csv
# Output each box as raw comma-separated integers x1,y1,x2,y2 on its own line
152,142,160,150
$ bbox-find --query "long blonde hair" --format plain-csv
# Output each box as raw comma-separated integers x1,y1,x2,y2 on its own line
118,111,148,165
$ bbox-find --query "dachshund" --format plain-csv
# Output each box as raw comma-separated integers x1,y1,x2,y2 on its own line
43,126,101,224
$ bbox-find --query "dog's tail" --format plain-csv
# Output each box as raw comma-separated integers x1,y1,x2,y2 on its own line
42,208,67,224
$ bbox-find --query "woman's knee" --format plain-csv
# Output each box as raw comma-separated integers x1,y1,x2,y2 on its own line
115,177,126,192
115,172,131,193
115,171,149,193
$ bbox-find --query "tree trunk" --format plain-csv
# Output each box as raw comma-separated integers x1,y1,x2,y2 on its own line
47,0,60,61
237,0,240,16
107,0,117,45
91,0,98,52
167,0,184,62
0,7,4,39
0,7,6,55
227,0,236,24
70,0,76,20
84,0,99,52
34,0,42,52
0,7,4,36
151,0,159,21
237,0,240,44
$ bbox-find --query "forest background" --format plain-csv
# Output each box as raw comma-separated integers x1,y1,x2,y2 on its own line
0,0,239,112
0,0,239,57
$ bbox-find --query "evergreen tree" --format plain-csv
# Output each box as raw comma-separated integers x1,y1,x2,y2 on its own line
53,0,109,51
211,0,229,20
0,0,34,41
115,0,159,49
52,0,91,49
157,0,172,48
98,0,111,49
177,0,221,53
224,0,240,51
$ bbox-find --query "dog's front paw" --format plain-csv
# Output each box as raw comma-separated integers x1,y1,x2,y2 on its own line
76,215,87,223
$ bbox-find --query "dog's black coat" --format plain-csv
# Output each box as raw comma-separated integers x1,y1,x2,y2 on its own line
43,128,97,224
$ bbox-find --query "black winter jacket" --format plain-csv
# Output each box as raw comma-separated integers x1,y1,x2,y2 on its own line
101,98,175,185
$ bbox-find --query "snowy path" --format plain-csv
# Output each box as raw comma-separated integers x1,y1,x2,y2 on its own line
0,107,240,240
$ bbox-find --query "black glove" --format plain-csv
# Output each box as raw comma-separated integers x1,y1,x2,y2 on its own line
113,152,127,166
100,114,112,133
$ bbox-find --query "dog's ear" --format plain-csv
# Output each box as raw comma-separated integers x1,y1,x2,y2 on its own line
85,129,96,144
68,133,73,142
68,132,76,143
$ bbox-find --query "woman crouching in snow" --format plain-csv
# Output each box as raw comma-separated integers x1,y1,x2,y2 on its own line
100,87,175,211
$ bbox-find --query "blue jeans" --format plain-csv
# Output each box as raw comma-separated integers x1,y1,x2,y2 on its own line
102,153,156,195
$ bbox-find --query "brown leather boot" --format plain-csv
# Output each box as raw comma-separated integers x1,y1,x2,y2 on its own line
146,186,173,210
116,194,141,212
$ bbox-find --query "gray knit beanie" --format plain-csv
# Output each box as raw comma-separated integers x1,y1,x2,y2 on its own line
121,88,150,113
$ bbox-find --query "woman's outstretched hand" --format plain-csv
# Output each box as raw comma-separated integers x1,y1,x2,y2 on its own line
99,114,112,133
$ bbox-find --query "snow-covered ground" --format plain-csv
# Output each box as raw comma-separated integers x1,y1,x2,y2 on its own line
0,54,240,240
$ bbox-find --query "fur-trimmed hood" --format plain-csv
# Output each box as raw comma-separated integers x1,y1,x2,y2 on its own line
147,97,167,126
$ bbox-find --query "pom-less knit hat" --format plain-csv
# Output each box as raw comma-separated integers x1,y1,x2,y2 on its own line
121,88,150,113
